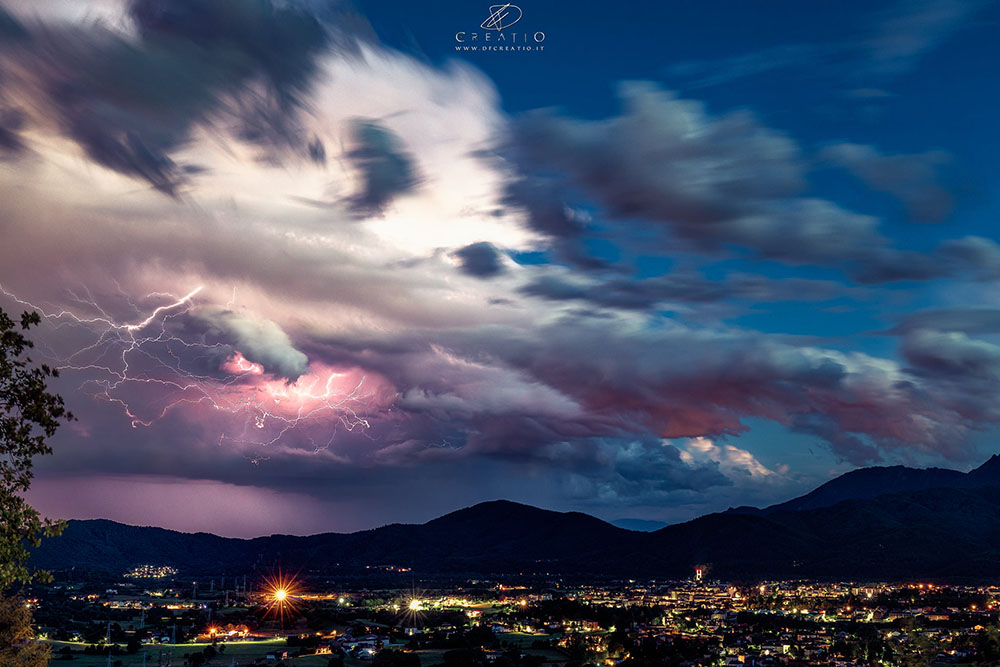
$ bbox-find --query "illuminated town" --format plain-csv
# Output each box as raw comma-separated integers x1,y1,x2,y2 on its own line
25,568,1000,667
124,566,180,581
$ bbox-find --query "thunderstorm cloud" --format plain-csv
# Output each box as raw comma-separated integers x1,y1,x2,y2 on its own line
1,0,998,535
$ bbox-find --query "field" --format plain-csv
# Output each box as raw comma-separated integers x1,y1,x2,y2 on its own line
44,630,568,667
43,641,459,667
45,639,288,667
496,632,558,648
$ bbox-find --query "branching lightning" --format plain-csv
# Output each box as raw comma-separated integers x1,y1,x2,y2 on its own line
0,283,376,456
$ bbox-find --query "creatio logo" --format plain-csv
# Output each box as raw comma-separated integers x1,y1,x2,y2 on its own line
454,3,546,52
480,4,522,31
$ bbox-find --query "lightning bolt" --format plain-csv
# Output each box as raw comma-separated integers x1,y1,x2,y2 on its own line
0,282,376,459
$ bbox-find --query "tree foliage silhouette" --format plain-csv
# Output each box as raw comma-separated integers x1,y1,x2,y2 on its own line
0,308,72,587
0,307,73,667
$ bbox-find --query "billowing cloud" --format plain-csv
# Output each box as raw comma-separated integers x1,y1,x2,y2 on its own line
344,119,419,215
192,307,309,380
507,84,891,273
856,236,1000,284
506,83,999,286
1,0,999,537
453,242,506,278
938,236,1000,280
457,320,977,465
821,143,953,222
902,329,1000,381
560,439,732,506
0,0,353,193
513,82,804,231
520,269,848,310
679,437,782,480
892,307,1000,335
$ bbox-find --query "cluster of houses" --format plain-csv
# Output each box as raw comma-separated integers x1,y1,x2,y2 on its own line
274,630,408,661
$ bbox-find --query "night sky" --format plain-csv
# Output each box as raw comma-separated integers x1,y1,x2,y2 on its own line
2,0,999,537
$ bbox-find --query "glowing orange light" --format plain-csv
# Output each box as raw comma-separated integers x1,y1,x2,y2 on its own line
260,570,303,627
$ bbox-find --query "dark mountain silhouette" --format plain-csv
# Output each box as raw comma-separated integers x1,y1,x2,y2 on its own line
650,485,1000,578
734,454,1000,515
967,454,1000,483
30,457,1000,580
753,465,965,514
30,501,649,576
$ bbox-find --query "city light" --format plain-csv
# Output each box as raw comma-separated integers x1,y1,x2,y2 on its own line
28,577,1000,662
400,594,427,626
260,570,303,626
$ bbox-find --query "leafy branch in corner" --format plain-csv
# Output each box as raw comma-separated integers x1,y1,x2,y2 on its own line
0,308,74,590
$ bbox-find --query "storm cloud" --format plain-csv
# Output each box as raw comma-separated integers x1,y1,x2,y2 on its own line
821,143,953,222
192,308,310,380
0,0,351,193
2,0,999,536
453,242,506,278
344,119,419,215
513,83,804,231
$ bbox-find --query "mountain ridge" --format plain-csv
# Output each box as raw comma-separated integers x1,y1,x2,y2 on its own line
30,458,1000,580
737,454,1000,515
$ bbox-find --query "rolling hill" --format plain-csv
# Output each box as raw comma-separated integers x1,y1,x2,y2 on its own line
30,456,1000,580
